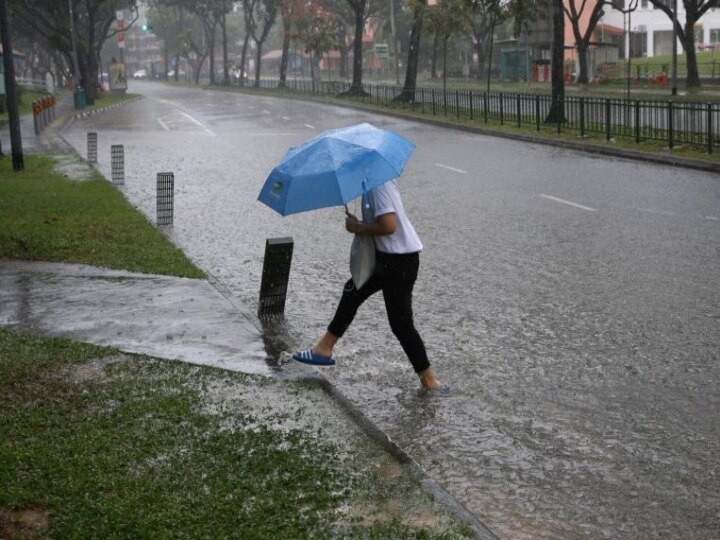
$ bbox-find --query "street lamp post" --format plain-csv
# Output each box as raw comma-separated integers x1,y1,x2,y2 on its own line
672,0,678,95
619,0,640,100
390,0,400,85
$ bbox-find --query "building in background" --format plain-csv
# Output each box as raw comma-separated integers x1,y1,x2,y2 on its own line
601,0,720,59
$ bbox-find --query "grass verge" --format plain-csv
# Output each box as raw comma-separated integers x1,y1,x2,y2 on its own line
0,327,474,539
0,88,47,119
0,155,204,278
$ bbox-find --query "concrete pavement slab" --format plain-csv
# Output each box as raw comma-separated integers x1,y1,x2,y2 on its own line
0,260,269,375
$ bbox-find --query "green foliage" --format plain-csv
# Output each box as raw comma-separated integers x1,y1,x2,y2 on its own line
0,328,475,538
0,155,204,278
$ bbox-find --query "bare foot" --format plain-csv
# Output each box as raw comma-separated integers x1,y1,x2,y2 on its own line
418,367,442,389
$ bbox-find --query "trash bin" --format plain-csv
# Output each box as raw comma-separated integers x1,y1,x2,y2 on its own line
73,86,86,110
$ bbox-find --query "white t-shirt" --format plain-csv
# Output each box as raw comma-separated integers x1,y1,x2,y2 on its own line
369,181,423,254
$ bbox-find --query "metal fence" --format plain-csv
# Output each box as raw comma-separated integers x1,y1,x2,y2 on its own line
253,79,719,154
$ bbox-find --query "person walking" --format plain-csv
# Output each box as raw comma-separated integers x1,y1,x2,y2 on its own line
292,179,443,390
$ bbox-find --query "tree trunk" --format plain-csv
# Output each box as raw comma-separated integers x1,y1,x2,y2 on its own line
255,45,263,87
240,33,251,86
442,36,447,96
474,34,485,79
347,4,368,96
545,0,566,123
431,33,439,79
684,19,700,88
222,9,229,85
279,18,290,87
577,40,589,84
339,43,349,80
397,0,425,103
208,29,217,85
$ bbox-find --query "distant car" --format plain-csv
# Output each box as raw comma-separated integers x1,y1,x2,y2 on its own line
167,69,186,79
133,69,147,79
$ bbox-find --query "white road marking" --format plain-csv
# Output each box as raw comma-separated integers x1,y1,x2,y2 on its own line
158,117,170,131
262,110,271,115
179,112,216,136
705,215,719,221
280,116,291,121
304,123,316,129
435,163,467,174
540,194,597,212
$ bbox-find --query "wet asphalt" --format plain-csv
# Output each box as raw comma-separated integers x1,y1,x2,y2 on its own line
3,83,720,539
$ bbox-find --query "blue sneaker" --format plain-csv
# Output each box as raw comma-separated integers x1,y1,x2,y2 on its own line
292,348,336,366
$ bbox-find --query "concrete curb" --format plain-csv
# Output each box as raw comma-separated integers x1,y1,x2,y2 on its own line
72,95,144,120
315,375,499,539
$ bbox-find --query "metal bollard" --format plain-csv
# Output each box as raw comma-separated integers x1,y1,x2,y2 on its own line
33,101,40,135
111,145,124,184
87,132,97,163
42,100,49,128
156,172,174,226
258,237,294,318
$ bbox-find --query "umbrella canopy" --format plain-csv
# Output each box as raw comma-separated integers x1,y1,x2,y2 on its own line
258,122,415,216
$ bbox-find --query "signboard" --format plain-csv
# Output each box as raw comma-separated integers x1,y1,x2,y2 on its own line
109,60,127,91
117,18,125,49
375,43,389,57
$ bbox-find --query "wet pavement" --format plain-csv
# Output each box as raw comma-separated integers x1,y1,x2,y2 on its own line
4,83,720,539
0,261,268,375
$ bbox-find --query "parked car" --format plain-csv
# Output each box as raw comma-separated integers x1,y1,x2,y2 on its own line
167,69,186,79
133,69,147,79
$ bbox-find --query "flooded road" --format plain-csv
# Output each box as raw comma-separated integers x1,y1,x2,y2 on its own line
64,82,720,539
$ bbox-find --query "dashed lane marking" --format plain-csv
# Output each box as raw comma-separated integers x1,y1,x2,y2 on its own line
539,194,597,212
435,163,467,174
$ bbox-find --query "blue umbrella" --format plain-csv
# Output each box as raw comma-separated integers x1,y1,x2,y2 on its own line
258,122,415,216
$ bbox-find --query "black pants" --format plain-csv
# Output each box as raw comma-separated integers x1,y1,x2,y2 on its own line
328,251,430,374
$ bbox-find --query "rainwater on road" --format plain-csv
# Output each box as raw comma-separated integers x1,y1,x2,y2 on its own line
64,82,720,540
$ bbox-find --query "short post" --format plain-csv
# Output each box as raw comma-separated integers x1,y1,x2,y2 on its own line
707,102,713,155
33,101,40,135
111,144,124,184
156,172,174,226
42,98,49,128
87,132,97,163
606,99,612,141
258,237,294,318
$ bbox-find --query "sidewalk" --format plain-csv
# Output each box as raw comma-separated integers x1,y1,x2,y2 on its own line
0,260,268,376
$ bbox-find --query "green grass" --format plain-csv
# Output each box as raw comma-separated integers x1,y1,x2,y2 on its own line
89,91,140,109
0,88,47,119
0,155,205,278
0,327,474,539
623,49,720,76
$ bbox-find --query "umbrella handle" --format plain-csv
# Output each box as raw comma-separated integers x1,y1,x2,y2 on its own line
344,204,349,215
